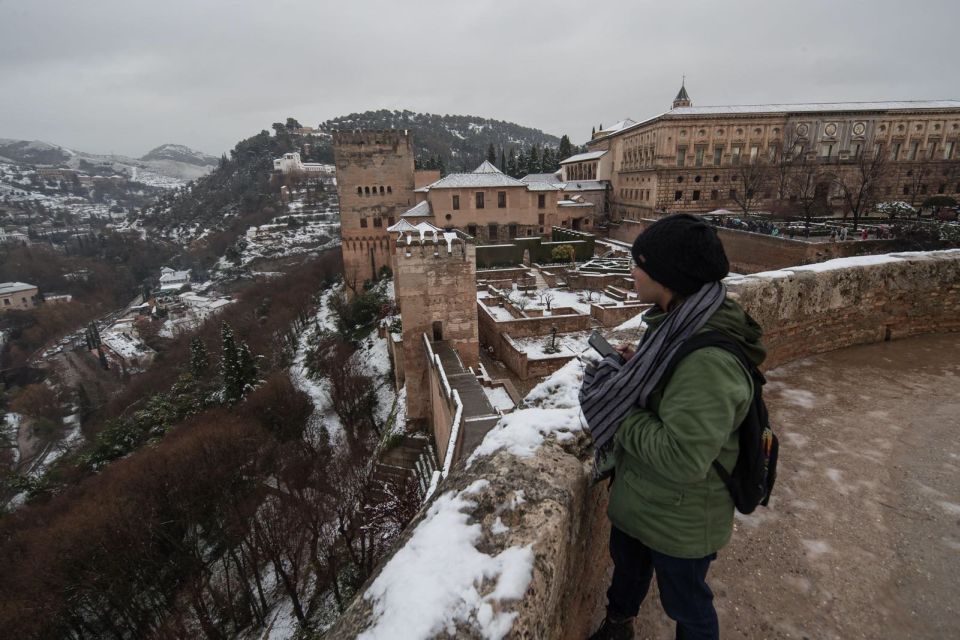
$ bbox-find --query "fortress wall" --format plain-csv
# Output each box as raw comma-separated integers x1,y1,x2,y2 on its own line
321,250,960,639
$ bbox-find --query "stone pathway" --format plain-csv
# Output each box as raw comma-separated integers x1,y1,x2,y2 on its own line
620,333,960,639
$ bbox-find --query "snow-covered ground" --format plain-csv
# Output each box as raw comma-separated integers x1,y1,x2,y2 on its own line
482,386,515,412
509,331,591,360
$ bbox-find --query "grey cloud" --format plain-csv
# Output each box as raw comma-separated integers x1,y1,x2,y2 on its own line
0,0,957,157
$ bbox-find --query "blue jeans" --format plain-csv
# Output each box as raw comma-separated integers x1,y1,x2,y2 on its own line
606,526,719,640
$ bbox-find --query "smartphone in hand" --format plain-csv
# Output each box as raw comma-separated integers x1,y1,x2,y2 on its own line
588,331,624,364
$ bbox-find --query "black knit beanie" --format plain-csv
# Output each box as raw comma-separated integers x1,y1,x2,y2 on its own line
630,214,729,295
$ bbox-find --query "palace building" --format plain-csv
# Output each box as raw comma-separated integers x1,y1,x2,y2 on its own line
588,83,960,220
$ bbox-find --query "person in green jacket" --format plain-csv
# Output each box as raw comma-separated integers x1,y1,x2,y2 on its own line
581,214,765,640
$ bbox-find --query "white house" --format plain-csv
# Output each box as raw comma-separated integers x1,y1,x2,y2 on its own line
159,267,191,292
273,152,335,175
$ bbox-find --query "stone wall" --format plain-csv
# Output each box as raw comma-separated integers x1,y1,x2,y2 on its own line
497,333,577,380
321,250,960,639
478,302,592,363
590,302,652,327
608,217,905,274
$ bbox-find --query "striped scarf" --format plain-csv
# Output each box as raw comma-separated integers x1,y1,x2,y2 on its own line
579,281,727,476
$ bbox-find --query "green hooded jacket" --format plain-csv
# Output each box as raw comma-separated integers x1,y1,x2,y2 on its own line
607,297,766,559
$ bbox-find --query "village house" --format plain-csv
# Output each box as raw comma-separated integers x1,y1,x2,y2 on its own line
0,282,39,310
158,267,191,292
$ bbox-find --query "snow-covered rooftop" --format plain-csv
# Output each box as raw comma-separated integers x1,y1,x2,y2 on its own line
558,180,606,192
424,162,527,189
0,281,36,294
599,119,637,133
401,200,433,218
667,100,960,116
559,150,607,165
519,172,561,184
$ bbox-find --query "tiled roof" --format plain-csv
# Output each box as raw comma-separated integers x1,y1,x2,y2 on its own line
424,161,526,189
559,150,607,164
667,100,960,116
0,282,36,294
519,172,561,183
400,200,433,218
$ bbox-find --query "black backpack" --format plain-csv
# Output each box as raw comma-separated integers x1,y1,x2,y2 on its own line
662,330,779,514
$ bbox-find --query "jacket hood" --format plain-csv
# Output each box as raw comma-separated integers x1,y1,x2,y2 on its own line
643,297,766,367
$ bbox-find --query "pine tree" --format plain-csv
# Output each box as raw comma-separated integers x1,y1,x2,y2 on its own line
220,322,243,404
506,149,518,177
189,337,209,378
542,147,556,173
559,135,573,161
529,145,541,174
486,143,496,164
517,149,529,177
238,342,259,394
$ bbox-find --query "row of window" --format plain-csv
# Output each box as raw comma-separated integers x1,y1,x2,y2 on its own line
358,216,395,228
452,191,513,210
356,185,394,196
672,139,958,167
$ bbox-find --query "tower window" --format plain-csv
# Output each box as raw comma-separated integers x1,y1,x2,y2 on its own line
360,218,368,228
538,194,546,208
452,195,460,210
498,191,506,208
476,192,485,208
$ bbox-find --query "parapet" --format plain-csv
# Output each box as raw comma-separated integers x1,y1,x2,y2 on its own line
332,129,412,148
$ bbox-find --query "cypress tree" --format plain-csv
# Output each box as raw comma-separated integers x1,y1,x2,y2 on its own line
220,322,242,404
486,143,496,164
506,149,518,177
559,135,573,161
499,148,506,173
189,337,209,378
529,145,541,174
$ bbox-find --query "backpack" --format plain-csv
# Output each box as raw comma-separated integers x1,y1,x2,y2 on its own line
662,330,779,514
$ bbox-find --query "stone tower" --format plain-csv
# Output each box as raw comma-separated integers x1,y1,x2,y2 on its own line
672,79,692,109
389,221,479,422
333,130,416,289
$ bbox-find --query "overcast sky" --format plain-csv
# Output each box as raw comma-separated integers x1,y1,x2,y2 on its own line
1,0,957,158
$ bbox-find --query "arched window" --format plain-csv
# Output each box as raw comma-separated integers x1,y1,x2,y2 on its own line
379,186,385,194
387,186,392,194
364,186,370,195
357,187,362,195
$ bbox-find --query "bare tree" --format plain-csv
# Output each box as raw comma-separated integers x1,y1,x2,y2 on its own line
788,142,829,235
729,155,771,218
831,145,889,231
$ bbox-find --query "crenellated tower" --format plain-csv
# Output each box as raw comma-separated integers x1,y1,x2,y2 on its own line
333,130,416,289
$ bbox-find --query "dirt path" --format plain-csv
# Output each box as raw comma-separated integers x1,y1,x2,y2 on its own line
627,333,960,639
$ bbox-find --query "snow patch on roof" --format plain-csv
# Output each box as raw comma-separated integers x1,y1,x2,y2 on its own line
559,150,607,165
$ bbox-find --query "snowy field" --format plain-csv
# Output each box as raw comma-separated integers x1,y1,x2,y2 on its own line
509,331,592,360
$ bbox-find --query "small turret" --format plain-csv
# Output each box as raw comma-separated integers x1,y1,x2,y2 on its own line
672,78,692,109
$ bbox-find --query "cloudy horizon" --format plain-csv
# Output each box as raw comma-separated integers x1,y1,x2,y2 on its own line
1,0,957,158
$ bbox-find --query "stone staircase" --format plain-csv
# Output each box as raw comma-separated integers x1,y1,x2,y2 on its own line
371,436,436,499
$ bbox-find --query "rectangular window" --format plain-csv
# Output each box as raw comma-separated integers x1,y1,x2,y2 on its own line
692,190,700,201
538,213,545,224
711,189,719,200
729,188,738,199
476,192,484,208
908,141,919,161
467,224,477,237
873,143,883,158
538,194,545,208
851,142,863,157
360,218,368,228
373,217,382,227
676,147,686,167
452,195,460,210
749,145,759,164
387,216,394,226
695,147,704,167
945,141,955,160
713,146,724,166
674,190,683,201
731,146,742,165
508,224,518,238
488,223,498,240
890,142,901,160
819,143,834,158
927,141,937,160
498,191,506,208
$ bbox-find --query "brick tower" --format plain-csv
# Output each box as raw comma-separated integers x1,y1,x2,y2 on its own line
389,221,479,421
333,130,416,288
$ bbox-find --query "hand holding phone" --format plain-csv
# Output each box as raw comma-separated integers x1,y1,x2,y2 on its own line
588,331,624,364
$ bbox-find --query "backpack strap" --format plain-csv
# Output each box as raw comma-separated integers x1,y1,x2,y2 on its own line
661,330,761,484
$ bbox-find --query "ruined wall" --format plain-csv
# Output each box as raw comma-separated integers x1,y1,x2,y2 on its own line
322,250,960,640
590,302,652,327
478,303,592,363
